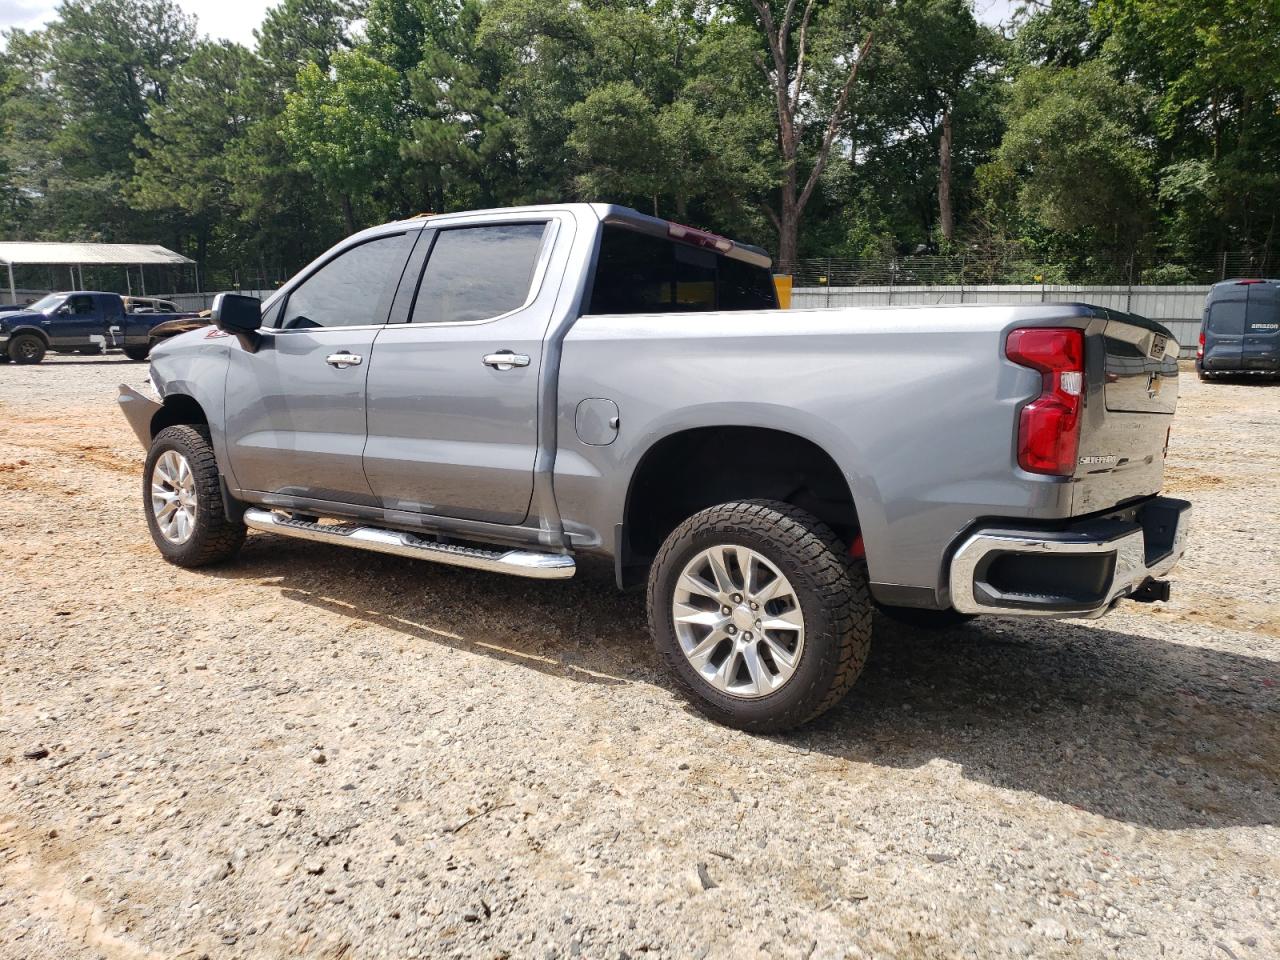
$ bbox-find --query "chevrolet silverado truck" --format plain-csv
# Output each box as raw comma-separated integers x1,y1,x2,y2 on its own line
0,291,195,364
116,203,1190,731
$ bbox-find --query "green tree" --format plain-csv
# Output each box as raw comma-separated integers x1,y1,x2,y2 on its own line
130,41,259,265
44,0,196,237
998,60,1153,263
743,0,877,264
281,48,403,232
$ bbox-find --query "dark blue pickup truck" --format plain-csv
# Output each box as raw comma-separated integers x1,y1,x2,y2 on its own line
0,291,196,364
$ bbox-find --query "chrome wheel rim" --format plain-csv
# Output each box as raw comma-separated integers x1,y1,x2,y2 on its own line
672,544,805,699
151,450,197,544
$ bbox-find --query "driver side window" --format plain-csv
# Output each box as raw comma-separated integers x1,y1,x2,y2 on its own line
280,232,412,330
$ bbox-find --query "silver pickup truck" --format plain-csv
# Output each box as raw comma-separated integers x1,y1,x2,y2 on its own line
118,203,1190,731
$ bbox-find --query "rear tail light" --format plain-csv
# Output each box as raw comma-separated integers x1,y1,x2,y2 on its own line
1197,330,1205,359
1006,327,1085,476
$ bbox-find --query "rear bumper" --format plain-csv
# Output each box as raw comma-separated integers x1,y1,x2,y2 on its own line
949,497,1191,618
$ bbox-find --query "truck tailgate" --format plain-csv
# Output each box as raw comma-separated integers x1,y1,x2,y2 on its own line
1071,315,1179,515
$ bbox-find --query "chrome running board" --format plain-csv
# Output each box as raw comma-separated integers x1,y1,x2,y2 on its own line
242,508,575,580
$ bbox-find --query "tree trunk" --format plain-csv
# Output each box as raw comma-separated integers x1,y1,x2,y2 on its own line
938,109,954,246
340,193,356,234
777,166,800,265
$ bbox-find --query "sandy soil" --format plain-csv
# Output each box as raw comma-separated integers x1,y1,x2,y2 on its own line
0,356,1276,960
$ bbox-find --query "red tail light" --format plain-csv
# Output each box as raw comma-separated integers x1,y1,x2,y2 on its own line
1196,330,1205,359
1006,327,1085,476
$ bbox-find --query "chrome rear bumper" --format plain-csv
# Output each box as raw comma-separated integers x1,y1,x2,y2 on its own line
949,497,1191,618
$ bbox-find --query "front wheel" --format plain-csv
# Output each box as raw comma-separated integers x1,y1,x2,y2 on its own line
123,344,151,362
648,500,872,732
7,333,46,364
144,425,245,566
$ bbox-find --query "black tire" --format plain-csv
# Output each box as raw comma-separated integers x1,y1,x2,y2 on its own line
7,333,46,364
123,344,151,362
876,604,976,630
143,425,245,567
648,499,872,732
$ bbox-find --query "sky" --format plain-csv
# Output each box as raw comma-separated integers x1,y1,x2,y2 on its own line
1,0,1019,49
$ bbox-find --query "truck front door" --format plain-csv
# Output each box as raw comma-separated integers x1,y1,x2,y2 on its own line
222,229,419,505
363,216,562,525
46,293,103,348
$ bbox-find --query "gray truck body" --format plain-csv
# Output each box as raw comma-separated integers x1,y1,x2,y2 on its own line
119,203,1189,618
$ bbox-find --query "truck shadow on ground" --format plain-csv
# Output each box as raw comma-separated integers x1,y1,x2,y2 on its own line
213,534,1278,832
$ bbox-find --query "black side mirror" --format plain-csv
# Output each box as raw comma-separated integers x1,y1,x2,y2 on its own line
56,305,71,316
211,293,263,352
211,293,262,333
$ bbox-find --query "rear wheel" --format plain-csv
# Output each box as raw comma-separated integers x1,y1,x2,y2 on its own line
123,344,151,362
648,500,872,732
144,425,245,566
7,333,46,364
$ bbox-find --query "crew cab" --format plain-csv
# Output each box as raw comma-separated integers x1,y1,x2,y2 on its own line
0,291,195,364
117,204,1190,731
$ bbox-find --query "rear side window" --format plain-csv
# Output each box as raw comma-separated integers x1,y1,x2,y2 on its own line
409,223,548,324
1247,289,1279,330
1208,300,1246,336
280,232,412,330
587,226,777,315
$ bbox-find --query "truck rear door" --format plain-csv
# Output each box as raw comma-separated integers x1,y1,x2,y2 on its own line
1243,281,1280,373
362,214,564,525
1203,293,1246,371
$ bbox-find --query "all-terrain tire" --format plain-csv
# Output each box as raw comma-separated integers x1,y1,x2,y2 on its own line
7,333,46,364
144,425,245,567
876,604,976,630
648,499,872,732
123,344,151,362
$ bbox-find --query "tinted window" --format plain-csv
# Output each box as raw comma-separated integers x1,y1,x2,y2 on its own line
69,295,94,314
587,225,778,315
1247,289,1279,330
281,232,412,330
1208,300,1246,336
409,223,548,324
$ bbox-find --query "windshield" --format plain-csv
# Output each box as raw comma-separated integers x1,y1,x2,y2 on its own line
27,293,65,312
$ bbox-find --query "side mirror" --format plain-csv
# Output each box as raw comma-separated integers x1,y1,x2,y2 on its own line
56,305,71,316
211,293,262,334
211,293,264,352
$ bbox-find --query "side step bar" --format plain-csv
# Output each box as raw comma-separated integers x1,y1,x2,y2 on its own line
242,508,575,580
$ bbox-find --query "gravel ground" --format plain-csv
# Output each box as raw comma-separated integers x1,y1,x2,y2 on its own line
1,355,1276,960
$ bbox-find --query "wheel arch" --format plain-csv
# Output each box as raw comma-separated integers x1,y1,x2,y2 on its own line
7,325,50,345
149,393,209,440
619,425,861,588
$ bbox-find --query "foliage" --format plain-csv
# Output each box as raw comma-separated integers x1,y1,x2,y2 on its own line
0,0,1276,285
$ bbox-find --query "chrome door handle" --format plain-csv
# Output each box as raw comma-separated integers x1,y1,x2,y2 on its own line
325,352,363,368
482,351,530,371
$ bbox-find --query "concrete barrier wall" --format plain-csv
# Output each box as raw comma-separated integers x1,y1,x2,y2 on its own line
791,285,1208,356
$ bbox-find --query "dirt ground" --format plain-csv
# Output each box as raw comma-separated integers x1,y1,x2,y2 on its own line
0,355,1276,960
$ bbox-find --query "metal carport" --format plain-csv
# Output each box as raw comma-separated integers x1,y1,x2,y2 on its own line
0,241,195,303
